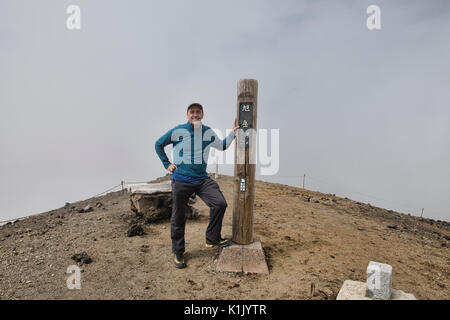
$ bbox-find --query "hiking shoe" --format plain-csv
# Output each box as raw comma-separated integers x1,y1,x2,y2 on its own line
173,253,186,269
205,238,231,248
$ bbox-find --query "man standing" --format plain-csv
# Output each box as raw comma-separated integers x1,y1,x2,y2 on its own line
155,103,239,269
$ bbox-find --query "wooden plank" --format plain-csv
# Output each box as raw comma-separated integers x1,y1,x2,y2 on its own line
129,181,172,194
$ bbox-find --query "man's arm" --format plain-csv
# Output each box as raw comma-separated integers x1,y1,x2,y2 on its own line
154,128,174,170
220,131,236,150
209,117,240,151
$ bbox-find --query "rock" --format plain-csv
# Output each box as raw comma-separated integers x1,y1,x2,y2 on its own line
387,225,398,230
77,205,93,213
95,202,103,208
188,194,197,204
187,279,204,291
129,218,140,226
71,252,92,265
130,193,172,222
186,207,200,219
309,282,316,297
319,288,334,300
127,224,144,237
433,231,441,238
130,186,198,223
130,200,138,213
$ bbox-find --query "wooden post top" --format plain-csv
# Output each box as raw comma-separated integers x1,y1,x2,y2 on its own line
237,79,258,99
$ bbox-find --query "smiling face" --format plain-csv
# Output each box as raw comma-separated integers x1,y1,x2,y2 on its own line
186,106,204,126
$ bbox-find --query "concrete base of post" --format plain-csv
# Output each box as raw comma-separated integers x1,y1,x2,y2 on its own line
216,237,269,274
336,280,417,300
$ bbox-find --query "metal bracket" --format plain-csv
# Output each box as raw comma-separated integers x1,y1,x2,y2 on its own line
239,178,246,192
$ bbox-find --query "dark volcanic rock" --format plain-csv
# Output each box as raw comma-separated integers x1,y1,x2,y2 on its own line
130,192,198,223
77,205,93,213
127,224,144,237
71,251,92,265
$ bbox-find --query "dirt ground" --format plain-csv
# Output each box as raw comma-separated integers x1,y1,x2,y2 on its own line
0,175,449,300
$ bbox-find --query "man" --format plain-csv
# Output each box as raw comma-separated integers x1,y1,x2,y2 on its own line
155,103,239,269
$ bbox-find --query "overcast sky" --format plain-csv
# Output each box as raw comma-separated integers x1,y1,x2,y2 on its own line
1,0,449,222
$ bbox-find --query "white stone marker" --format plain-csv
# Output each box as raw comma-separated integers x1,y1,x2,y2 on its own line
366,261,393,300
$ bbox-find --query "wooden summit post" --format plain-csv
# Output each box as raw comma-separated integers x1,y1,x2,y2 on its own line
216,79,269,274
232,79,257,244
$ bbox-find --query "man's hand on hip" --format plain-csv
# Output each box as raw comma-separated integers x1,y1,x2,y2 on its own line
168,163,177,173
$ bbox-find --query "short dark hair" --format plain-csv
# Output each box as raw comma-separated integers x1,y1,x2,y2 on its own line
187,103,203,113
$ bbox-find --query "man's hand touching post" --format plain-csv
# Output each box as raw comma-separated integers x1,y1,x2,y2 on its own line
233,117,240,132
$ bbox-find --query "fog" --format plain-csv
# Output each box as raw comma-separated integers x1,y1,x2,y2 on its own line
1,0,449,222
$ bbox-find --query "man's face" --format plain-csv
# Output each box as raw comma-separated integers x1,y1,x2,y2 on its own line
187,106,204,125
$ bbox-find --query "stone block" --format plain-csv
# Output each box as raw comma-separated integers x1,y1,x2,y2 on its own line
337,280,416,300
216,237,269,274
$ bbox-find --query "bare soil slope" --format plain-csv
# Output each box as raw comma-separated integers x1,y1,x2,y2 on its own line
0,175,448,300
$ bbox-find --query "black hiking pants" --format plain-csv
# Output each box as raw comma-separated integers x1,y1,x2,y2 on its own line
171,177,227,254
